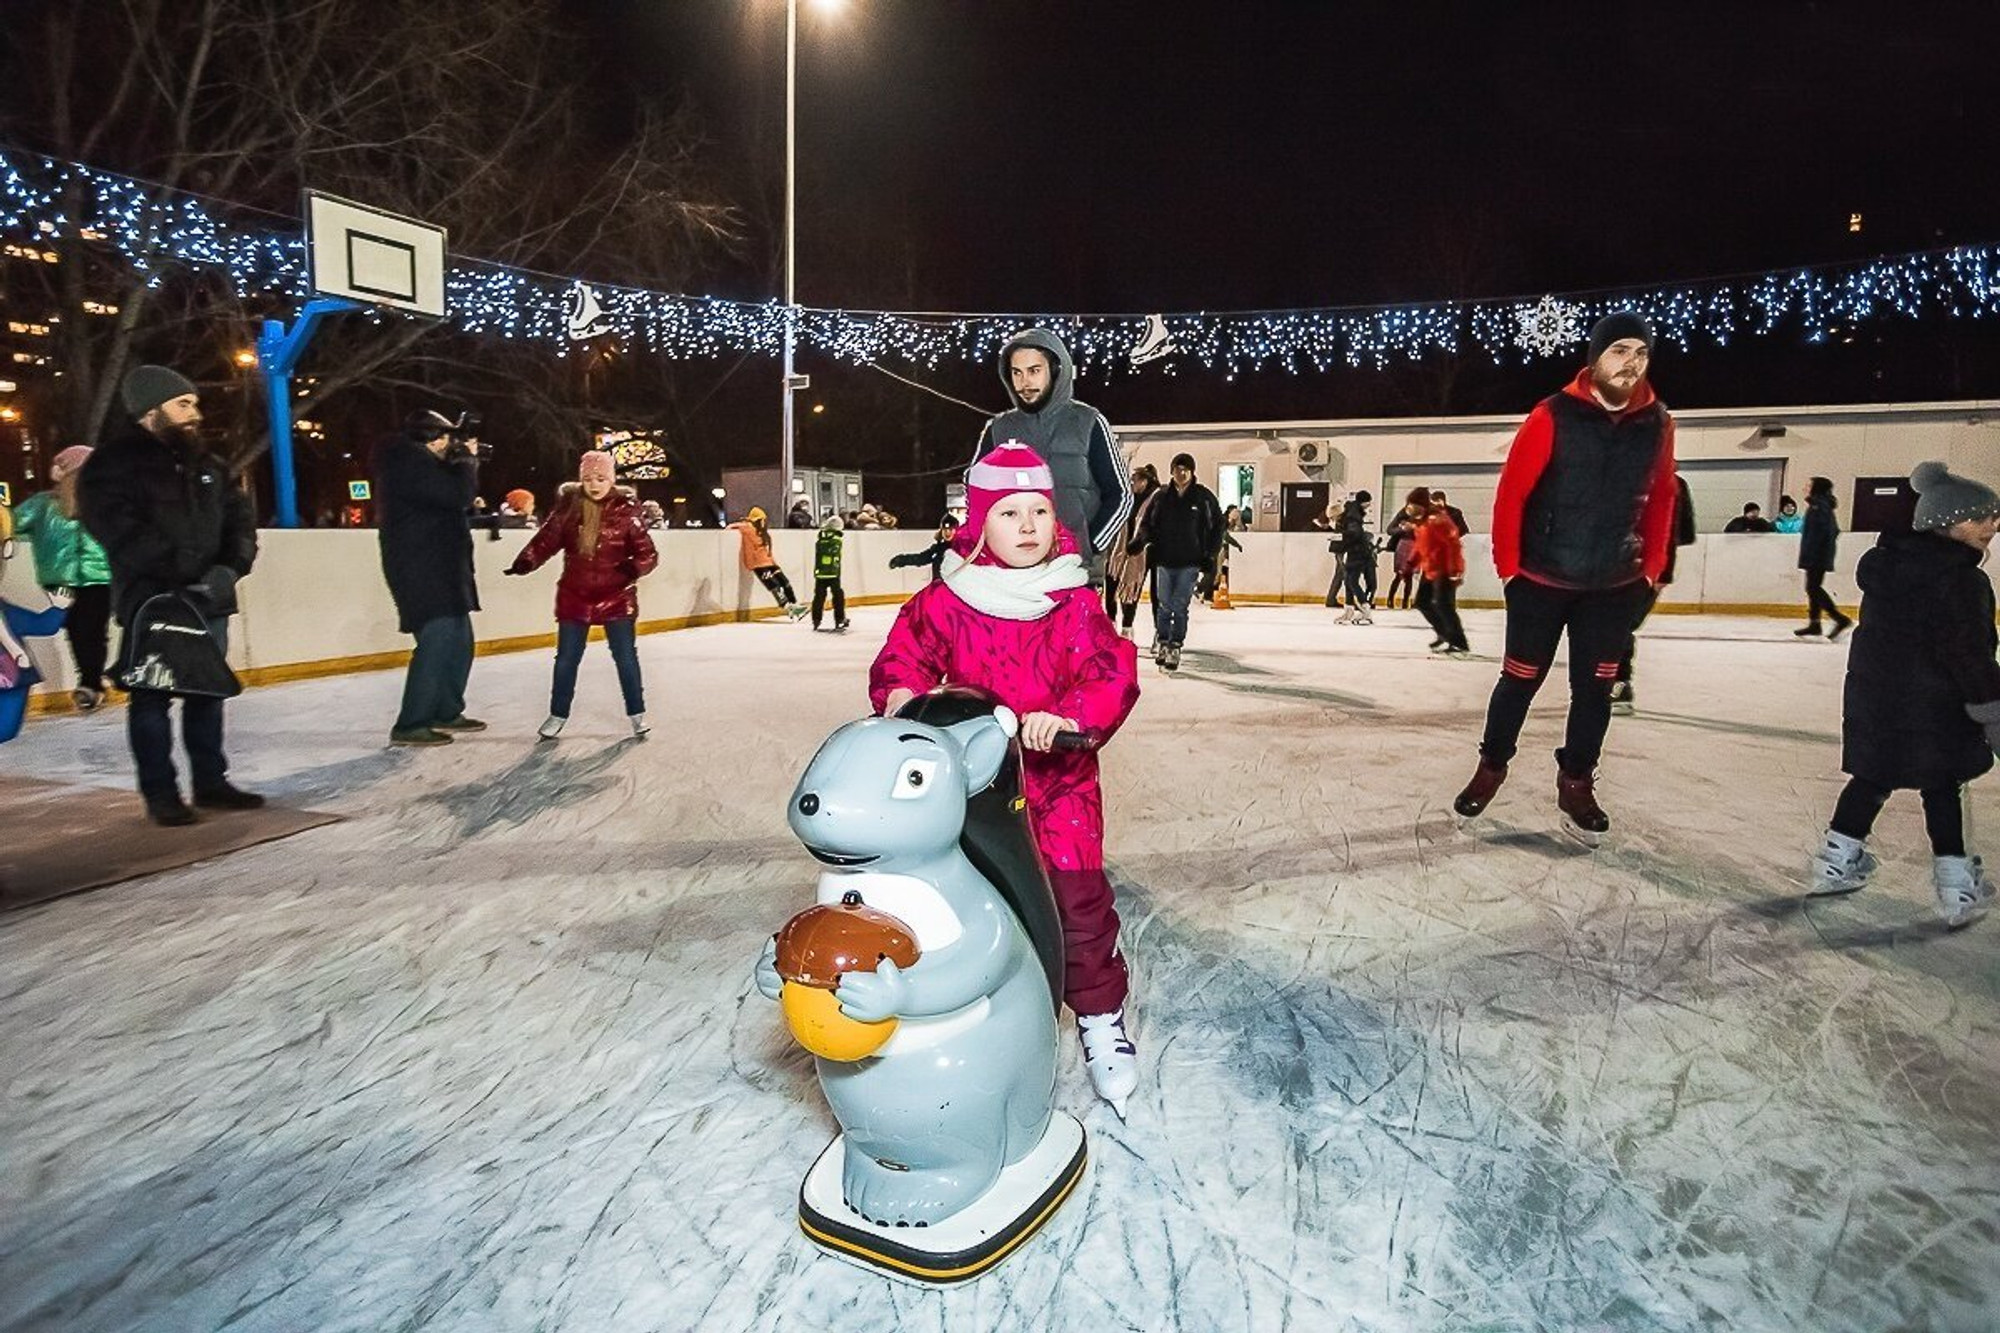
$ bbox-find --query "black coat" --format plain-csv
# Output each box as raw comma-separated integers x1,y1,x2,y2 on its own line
1842,529,2000,790
375,435,480,634
1134,480,1223,570
79,420,258,629
1797,495,1839,573
1335,500,1374,559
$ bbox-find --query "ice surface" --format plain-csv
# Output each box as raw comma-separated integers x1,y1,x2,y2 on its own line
2,606,1996,1332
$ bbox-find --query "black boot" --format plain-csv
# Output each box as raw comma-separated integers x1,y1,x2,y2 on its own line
194,783,266,811
146,794,198,827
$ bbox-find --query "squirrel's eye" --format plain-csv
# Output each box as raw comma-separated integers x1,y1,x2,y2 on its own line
892,758,938,800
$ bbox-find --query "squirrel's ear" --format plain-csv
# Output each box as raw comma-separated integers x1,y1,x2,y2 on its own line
945,715,1010,794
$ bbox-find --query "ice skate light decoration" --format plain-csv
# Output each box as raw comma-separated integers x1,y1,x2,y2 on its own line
1128,313,1177,366
563,280,614,341
756,690,1083,1285
1512,295,1586,359
13,148,2000,378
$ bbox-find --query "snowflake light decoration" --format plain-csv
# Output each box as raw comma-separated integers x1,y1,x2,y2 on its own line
1512,295,1585,358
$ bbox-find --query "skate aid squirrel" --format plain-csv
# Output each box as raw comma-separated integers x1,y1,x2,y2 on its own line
754,689,1086,1285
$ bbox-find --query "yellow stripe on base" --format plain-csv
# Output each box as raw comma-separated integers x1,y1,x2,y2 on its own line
797,1147,1087,1282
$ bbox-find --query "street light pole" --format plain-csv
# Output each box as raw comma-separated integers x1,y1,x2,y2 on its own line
780,0,797,520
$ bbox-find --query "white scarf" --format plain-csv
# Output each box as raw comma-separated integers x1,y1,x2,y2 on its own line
940,550,1088,620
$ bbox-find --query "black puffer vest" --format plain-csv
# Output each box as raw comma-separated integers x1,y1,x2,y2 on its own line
1520,393,1669,588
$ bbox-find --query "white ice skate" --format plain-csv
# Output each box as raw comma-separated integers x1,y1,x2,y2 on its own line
537,714,566,741
1078,1010,1137,1119
1609,681,1635,716
1933,855,1995,928
629,713,650,739
1806,829,1876,896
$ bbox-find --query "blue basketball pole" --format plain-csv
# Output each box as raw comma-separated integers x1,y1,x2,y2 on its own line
256,296,358,528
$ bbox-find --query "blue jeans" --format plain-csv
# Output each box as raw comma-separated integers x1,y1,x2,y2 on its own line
128,616,228,800
1150,565,1200,646
395,614,474,732
551,619,645,717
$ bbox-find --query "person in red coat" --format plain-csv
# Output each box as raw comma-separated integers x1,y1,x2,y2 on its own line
1413,499,1470,656
506,450,659,740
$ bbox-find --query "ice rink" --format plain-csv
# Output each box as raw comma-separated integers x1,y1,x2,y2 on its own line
3,604,1996,1333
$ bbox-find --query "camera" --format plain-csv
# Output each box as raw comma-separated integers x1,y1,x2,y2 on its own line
411,408,489,460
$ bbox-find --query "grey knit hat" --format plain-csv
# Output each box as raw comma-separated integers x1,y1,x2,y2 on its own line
121,364,198,418
1911,460,2000,532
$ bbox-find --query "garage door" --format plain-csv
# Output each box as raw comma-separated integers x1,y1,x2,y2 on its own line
1380,464,1501,532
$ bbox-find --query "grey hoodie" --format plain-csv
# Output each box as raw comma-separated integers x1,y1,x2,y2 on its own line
971,328,1131,556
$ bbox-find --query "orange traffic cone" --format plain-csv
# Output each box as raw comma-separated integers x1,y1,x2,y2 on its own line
1212,567,1234,610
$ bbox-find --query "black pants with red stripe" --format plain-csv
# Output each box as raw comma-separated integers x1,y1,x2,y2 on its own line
1479,576,1652,773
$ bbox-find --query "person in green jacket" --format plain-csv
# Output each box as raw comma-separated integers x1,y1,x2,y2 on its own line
811,512,849,632
12,445,114,711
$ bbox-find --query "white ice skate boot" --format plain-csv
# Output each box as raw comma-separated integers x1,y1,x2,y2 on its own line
1077,1010,1138,1119
1806,829,1876,896
1933,855,1995,928
537,714,566,741
629,713,650,739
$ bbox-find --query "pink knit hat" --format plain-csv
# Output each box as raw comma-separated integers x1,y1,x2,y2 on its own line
578,450,616,483
958,440,1055,546
52,445,92,478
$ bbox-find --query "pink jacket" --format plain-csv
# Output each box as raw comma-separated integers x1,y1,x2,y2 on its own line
869,576,1139,875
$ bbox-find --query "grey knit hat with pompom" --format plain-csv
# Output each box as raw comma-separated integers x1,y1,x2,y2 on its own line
1910,461,2000,532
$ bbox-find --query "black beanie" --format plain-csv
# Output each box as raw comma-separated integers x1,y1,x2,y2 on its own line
1587,311,1654,365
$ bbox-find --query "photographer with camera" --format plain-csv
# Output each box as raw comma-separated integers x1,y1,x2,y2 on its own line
376,409,487,746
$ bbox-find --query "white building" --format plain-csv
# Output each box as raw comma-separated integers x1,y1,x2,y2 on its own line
1120,398,2000,535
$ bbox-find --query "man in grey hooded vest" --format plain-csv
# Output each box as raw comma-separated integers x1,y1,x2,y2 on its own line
970,329,1131,582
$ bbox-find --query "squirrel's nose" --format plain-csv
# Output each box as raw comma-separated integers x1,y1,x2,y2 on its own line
798,793,820,816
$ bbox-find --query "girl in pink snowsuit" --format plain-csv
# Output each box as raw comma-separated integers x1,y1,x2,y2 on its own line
870,442,1143,1112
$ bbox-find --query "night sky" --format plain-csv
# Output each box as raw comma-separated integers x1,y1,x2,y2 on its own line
562,3,2000,502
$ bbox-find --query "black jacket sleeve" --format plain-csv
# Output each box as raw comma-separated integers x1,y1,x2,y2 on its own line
1200,488,1225,566
1084,418,1131,552
1935,568,2000,708
384,441,478,513
217,481,258,577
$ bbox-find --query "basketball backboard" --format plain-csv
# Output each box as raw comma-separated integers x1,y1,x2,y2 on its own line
304,192,446,318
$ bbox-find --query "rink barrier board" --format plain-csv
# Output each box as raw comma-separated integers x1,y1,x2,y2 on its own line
11,529,1933,716
1227,593,1856,619
21,592,920,716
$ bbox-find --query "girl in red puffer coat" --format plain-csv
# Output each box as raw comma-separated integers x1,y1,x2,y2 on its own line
506,450,660,740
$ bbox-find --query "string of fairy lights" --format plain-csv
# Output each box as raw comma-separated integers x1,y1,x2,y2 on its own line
6,148,2000,378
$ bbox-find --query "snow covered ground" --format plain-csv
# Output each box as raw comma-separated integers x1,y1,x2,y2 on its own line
2,604,1996,1333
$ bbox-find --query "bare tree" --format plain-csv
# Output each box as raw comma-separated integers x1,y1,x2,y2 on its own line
4,0,740,476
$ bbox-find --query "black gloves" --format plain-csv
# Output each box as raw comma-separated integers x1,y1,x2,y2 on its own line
184,565,239,611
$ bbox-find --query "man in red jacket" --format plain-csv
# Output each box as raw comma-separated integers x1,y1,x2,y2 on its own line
1452,312,1678,844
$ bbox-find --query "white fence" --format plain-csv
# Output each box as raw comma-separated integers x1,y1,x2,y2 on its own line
9,529,1854,703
